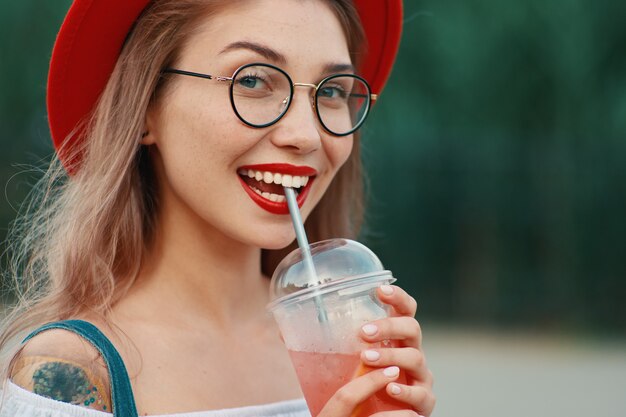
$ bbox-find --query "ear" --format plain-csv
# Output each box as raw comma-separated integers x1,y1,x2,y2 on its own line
141,106,158,145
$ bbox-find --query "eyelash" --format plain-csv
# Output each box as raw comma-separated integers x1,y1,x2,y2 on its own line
240,71,267,82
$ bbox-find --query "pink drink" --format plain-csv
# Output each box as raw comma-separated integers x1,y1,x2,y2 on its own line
289,350,408,417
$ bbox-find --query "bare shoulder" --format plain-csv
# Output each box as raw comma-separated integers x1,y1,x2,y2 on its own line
10,328,112,412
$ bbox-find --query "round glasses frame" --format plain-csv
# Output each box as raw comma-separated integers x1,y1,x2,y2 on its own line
162,62,377,137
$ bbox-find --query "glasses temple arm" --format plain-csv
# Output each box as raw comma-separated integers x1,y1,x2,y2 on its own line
349,93,378,101
162,68,215,81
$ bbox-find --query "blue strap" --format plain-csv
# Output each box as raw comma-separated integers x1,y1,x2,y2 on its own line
22,319,138,417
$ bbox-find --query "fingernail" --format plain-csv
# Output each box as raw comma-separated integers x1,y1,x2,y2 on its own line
383,366,399,377
389,383,402,395
380,285,394,295
363,350,380,361
362,324,378,336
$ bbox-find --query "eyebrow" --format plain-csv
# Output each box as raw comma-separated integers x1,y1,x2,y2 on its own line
219,40,355,75
322,62,356,74
220,41,287,65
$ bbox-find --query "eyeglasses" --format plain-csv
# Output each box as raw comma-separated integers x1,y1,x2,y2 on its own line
162,62,377,136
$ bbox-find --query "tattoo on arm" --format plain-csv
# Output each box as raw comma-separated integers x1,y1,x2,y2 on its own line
31,361,110,411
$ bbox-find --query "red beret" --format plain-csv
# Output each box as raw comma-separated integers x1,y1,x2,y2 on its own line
48,0,403,168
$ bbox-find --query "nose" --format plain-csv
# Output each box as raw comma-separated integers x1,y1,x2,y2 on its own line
269,88,322,154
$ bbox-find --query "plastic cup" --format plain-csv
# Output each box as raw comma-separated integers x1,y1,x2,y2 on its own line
267,238,408,417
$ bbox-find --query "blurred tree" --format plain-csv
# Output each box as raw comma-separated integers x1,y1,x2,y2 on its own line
0,1,70,243
361,0,626,334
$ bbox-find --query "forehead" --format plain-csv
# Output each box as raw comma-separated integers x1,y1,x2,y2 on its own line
178,0,351,72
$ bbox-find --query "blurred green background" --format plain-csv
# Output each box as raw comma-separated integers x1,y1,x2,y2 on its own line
363,1,626,336
1,1,625,334
1,1,626,416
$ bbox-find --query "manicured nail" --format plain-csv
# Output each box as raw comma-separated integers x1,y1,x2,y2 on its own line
362,324,378,336
389,383,402,395
364,350,380,361
383,366,400,377
380,285,394,295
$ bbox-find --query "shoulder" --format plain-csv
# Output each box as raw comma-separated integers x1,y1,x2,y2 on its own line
10,328,112,412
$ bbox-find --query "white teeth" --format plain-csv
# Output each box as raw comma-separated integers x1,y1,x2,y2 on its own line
239,169,311,189
250,185,286,203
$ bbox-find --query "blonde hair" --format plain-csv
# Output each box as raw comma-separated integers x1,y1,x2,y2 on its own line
0,0,366,376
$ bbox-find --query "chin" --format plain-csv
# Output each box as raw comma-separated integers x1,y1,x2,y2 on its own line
258,234,298,251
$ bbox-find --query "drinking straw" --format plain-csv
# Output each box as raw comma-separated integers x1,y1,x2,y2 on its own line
283,187,329,323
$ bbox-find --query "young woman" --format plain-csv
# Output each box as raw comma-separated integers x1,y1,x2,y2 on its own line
0,0,435,416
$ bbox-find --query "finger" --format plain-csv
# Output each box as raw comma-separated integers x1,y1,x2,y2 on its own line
361,347,433,384
361,317,422,348
318,366,401,417
369,410,422,417
386,383,436,417
377,285,418,317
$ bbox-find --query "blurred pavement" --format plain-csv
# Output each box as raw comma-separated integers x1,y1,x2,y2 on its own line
423,326,626,417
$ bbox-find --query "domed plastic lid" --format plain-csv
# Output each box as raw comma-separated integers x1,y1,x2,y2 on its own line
268,238,392,310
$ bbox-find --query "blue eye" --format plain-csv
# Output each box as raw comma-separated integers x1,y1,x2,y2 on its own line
240,77,255,88
237,73,268,90
318,85,347,99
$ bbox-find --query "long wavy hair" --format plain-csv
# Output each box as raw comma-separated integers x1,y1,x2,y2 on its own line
0,0,366,377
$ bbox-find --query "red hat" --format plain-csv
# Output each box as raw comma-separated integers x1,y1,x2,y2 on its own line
48,0,403,168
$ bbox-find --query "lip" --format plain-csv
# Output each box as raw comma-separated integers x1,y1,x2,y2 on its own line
238,176,316,215
238,163,318,177
237,164,317,215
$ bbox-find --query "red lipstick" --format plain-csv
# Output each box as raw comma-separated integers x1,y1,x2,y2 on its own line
237,163,317,215
239,163,317,176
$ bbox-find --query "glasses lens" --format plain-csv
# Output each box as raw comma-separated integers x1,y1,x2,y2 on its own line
316,75,370,135
232,64,292,126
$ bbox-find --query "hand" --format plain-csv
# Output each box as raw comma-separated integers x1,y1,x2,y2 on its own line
316,285,436,417
316,364,409,417
357,285,436,417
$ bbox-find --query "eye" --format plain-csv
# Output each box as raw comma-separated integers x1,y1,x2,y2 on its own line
318,83,349,100
237,73,268,90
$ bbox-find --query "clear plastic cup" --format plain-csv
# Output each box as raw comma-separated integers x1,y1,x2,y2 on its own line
267,238,408,417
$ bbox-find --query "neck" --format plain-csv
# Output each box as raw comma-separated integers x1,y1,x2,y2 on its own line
117,199,272,331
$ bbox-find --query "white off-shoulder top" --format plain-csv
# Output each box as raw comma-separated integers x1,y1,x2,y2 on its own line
0,380,311,417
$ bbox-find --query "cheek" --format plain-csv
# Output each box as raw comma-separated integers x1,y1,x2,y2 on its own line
154,90,244,167
325,136,354,173
300,136,354,221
